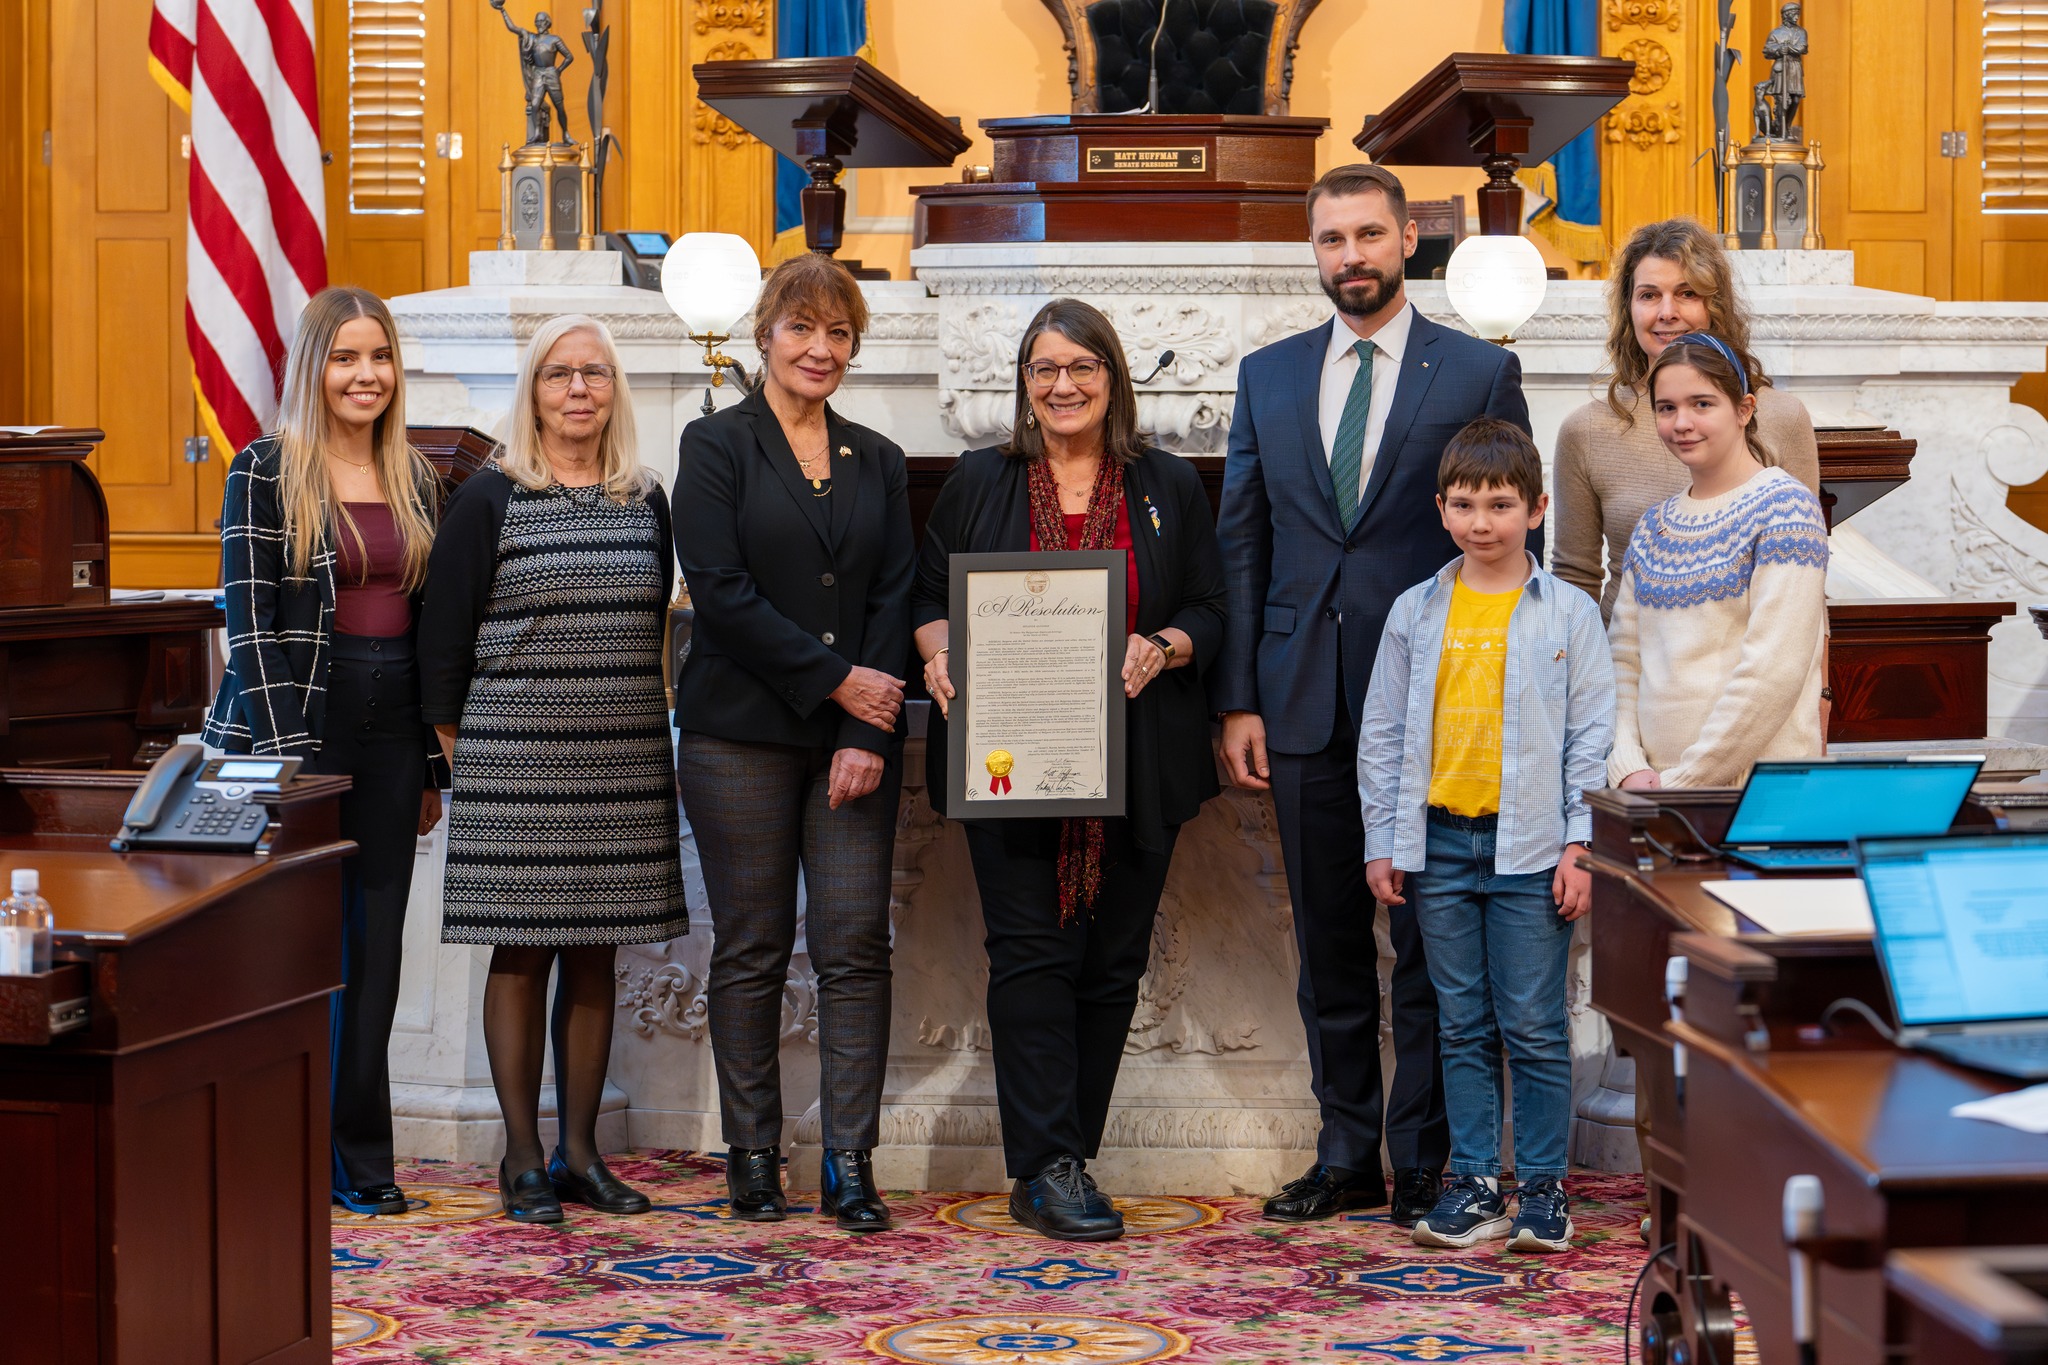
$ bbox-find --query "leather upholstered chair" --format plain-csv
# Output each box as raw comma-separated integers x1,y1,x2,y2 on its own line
1040,0,1324,115
1406,195,1469,279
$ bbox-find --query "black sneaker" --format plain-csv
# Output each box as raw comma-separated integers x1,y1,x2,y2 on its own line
1507,1176,1575,1253
1409,1175,1511,1249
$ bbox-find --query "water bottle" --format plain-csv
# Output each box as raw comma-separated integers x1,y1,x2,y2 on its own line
1,869,52,975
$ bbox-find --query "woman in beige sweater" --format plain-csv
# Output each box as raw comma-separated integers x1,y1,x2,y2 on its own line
1553,219,1819,621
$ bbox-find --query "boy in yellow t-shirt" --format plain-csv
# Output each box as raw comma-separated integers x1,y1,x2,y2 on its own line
1357,419,1615,1255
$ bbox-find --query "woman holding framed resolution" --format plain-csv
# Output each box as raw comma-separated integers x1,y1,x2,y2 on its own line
913,298,1227,1242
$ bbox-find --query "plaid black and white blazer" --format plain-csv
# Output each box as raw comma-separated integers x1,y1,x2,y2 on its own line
203,437,336,756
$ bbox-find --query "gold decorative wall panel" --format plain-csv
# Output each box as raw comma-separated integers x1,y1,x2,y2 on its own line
1597,0,1703,268
684,0,776,255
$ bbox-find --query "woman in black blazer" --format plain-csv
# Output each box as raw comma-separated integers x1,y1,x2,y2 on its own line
913,298,1227,1242
673,253,913,1233
202,285,443,1218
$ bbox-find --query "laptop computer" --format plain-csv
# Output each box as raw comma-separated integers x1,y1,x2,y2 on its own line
1857,831,2048,1080
1719,757,1983,871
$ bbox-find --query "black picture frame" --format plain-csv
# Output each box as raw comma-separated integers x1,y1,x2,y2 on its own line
946,549,1128,819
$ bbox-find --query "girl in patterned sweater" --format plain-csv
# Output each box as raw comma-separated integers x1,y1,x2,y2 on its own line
1607,334,1830,790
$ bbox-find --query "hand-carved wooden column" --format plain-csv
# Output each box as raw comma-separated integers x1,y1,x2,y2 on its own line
1599,0,1694,247
684,0,778,258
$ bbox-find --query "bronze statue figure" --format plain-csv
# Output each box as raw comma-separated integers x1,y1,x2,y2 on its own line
1757,2,1806,141
492,0,576,145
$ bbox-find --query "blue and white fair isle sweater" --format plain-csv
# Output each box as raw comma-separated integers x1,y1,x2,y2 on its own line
1606,466,1830,788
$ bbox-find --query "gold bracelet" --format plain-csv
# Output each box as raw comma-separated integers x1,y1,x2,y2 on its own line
933,647,949,656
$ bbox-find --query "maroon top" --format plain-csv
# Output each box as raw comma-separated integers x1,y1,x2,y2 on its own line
334,502,413,638
1030,500,1140,637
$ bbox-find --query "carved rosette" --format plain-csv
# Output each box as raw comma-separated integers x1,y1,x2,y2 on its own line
1618,38,1672,95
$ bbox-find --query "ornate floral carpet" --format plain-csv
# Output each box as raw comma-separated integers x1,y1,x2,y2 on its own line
332,1152,1656,1363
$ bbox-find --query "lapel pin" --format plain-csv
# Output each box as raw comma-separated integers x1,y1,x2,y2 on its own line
837,445,852,459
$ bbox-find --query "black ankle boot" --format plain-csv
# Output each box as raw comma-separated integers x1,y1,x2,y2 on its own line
726,1145,786,1222
1008,1154,1123,1242
820,1148,891,1232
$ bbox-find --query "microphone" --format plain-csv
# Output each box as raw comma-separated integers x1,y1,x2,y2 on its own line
1136,349,1176,384
1121,0,1174,114
1783,1175,1824,1365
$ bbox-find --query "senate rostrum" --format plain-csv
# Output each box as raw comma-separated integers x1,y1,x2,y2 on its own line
5,2,2048,1362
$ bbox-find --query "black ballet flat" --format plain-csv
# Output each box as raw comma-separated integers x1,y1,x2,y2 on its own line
549,1148,651,1215
820,1148,892,1233
499,1159,565,1224
726,1145,787,1222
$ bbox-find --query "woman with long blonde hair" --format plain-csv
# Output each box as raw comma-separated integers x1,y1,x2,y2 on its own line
1552,218,1820,621
203,284,445,1216
420,314,685,1223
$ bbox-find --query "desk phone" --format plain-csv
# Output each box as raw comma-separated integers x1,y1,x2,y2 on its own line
111,744,302,853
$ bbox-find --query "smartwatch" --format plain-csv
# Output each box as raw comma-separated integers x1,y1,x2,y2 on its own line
1146,632,1176,661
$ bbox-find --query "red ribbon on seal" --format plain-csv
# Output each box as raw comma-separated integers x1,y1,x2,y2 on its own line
990,773,1011,795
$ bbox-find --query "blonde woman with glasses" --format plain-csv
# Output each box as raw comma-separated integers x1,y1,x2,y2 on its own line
203,285,444,1218
419,314,686,1224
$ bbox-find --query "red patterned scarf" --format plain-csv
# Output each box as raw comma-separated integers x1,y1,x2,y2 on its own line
1025,454,1124,924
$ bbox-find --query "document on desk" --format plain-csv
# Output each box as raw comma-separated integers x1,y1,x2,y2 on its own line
1952,1083,2048,1134
1701,878,1874,936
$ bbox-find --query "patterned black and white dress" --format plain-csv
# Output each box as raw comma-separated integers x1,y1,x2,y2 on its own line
418,464,687,946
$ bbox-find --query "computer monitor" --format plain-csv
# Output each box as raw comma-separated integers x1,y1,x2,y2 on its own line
1858,832,2048,1028
1723,758,1982,845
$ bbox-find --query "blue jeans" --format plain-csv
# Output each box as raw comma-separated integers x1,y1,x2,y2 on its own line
1411,808,1573,1182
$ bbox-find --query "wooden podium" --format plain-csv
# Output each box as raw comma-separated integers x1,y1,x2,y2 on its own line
0,768,353,1365
693,56,971,276
1356,53,1634,235
912,113,1328,244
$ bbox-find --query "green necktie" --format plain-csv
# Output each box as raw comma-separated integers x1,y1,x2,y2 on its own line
1329,338,1375,528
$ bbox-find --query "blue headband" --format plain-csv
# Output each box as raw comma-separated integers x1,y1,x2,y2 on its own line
1667,332,1750,395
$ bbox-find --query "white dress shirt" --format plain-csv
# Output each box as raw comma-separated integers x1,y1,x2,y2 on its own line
1317,302,1414,507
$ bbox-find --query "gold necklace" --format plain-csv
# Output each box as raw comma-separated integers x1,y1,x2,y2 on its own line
330,450,375,474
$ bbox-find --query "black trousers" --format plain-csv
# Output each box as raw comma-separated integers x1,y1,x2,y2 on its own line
678,732,899,1150
1270,709,1448,1174
313,633,426,1193
965,819,1177,1179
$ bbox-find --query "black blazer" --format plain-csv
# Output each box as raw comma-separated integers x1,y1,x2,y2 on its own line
672,387,914,755
912,446,1228,853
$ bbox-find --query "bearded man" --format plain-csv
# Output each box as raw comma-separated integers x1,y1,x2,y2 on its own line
1212,163,1535,1228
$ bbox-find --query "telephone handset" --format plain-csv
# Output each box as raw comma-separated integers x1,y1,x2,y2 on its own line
112,744,302,853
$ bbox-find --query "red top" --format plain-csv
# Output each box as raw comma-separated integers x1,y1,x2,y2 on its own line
1030,499,1140,637
334,502,413,638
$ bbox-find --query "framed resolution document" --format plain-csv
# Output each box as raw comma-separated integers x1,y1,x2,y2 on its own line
947,550,1127,819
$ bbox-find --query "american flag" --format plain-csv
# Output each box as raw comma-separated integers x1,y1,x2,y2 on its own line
147,0,327,455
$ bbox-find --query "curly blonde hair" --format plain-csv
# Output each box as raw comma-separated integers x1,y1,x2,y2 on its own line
1605,218,1771,425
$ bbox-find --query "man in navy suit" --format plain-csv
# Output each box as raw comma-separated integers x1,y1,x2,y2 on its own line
1214,165,1534,1225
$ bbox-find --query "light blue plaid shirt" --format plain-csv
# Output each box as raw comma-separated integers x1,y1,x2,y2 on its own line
1359,553,1616,875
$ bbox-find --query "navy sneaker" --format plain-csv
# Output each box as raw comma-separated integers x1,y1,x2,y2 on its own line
1507,1176,1575,1253
334,1183,407,1216
1409,1175,1510,1248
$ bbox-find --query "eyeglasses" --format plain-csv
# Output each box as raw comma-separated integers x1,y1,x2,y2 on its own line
1021,358,1107,389
537,363,617,391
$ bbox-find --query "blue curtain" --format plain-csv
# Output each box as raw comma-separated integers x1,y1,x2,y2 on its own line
775,1,868,239
1504,0,1600,236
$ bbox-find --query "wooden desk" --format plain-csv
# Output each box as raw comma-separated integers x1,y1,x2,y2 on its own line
1887,1247,2048,1364
1588,787,2048,1364
1672,1008,2048,1365
0,768,352,1365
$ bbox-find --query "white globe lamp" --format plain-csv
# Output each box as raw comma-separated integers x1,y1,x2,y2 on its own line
661,232,764,392
1444,232,1549,345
